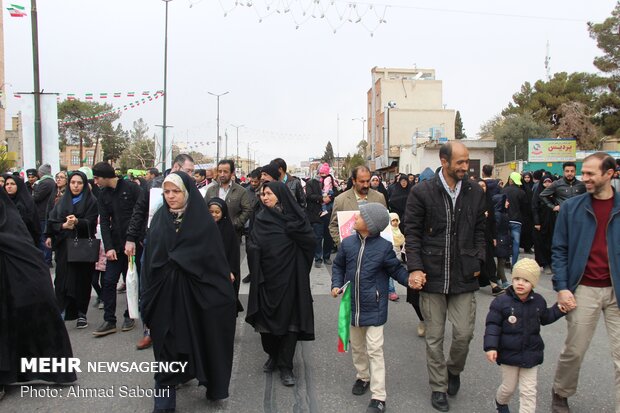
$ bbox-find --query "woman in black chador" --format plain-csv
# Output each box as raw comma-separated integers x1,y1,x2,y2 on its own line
141,172,236,412
0,188,76,399
246,181,315,387
2,174,39,246
45,171,98,328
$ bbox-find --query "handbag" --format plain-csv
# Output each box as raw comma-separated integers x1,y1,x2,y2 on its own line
67,219,101,263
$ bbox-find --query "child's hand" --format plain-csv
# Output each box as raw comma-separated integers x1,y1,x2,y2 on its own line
408,271,426,290
486,350,497,363
331,288,340,298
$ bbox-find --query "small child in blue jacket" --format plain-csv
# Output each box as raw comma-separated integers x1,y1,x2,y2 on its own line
331,203,413,413
484,258,568,413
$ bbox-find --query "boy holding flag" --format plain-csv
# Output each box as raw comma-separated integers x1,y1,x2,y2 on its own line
331,203,418,413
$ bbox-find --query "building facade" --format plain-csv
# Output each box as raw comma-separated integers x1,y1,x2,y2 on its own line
60,145,103,170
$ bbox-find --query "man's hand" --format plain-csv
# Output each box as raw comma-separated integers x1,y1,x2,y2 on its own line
408,270,426,290
124,241,136,257
473,271,480,278
553,205,560,212
486,350,497,363
106,250,118,261
230,273,235,282
534,225,541,231
557,289,576,312
45,237,52,249
331,287,341,298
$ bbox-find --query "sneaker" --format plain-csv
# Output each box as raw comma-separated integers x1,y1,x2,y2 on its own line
92,321,117,337
323,258,333,265
417,321,426,337
98,301,104,310
136,334,153,350
314,260,323,268
122,317,136,332
117,282,126,293
351,379,370,395
389,292,399,301
495,399,510,413
551,389,570,413
491,286,505,296
76,317,88,329
447,372,460,396
366,399,386,413
280,368,296,386
545,266,553,275
242,274,251,284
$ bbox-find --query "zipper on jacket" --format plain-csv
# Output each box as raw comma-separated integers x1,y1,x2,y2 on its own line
442,193,453,294
354,236,366,327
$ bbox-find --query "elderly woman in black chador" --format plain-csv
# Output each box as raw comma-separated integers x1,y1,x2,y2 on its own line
45,171,98,329
2,174,39,246
208,197,244,313
0,188,76,400
141,172,236,412
245,180,316,387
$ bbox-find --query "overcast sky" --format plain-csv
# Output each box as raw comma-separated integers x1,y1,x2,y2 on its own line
3,0,616,167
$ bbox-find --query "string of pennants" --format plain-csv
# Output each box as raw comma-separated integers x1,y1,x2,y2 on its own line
59,91,165,126
12,90,164,100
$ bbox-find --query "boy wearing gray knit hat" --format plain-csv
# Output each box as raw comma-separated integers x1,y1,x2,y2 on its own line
331,202,414,413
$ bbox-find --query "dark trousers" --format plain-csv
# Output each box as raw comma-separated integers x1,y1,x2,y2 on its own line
39,220,52,266
260,332,298,370
153,382,176,410
92,270,103,299
313,214,333,262
103,252,129,324
533,230,552,268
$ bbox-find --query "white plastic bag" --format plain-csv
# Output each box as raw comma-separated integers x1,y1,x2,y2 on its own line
126,256,140,319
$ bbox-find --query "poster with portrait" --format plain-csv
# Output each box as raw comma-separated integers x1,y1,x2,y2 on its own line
336,211,393,244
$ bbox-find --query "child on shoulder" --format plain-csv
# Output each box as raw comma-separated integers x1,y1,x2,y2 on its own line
331,203,417,413
484,258,569,413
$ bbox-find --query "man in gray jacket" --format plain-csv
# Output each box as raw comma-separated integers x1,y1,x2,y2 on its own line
539,161,586,212
204,159,252,241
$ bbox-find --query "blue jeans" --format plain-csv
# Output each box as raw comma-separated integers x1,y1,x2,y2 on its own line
388,278,396,294
102,252,129,324
153,382,176,410
509,222,522,267
312,214,333,262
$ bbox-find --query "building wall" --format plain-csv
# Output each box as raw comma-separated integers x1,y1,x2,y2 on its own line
60,145,103,170
5,116,22,169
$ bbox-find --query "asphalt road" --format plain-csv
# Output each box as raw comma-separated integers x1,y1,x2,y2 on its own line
1,251,616,413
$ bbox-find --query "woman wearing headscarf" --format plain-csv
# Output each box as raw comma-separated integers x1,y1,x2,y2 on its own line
208,197,243,313
388,174,410,233
532,173,556,274
2,174,40,246
141,172,236,412
370,175,389,205
520,171,535,254
47,171,68,213
45,171,98,328
0,188,77,398
246,180,315,387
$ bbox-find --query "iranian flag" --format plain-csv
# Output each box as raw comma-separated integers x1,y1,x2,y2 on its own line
85,93,93,100
13,93,21,99
142,91,150,96
99,93,107,99
127,92,135,97
67,93,75,100
7,3,27,17
113,92,121,98
337,281,351,353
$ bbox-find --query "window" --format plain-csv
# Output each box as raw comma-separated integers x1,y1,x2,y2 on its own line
86,150,94,165
71,150,80,165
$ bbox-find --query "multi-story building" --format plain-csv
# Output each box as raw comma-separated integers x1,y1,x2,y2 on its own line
60,144,103,170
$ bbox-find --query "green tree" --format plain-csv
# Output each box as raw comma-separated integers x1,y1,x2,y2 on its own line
356,139,368,158
340,153,365,179
58,100,123,167
491,112,552,163
556,102,600,149
455,111,466,139
101,123,128,164
118,119,156,170
321,141,335,165
588,3,620,136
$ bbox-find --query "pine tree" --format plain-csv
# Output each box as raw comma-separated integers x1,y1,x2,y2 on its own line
455,111,466,139
321,141,335,164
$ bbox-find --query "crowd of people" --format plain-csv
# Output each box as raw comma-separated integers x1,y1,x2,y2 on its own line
0,145,619,413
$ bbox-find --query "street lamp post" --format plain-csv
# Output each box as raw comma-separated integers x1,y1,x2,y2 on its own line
208,91,229,164
231,124,244,168
161,0,172,171
352,117,367,156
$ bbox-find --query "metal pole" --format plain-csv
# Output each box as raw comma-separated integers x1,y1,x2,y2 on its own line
208,91,229,164
161,0,172,171
231,124,244,169
31,0,42,166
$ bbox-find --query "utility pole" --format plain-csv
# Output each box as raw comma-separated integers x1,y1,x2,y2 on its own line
231,124,244,168
208,91,229,164
161,0,172,171
336,114,340,178
31,0,42,166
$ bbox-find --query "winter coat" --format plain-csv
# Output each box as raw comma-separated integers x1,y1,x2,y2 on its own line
539,177,586,209
501,184,526,223
493,194,512,258
97,179,142,253
331,233,409,327
552,191,620,306
404,172,486,295
484,286,564,368
304,177,324,224
284,173,307,209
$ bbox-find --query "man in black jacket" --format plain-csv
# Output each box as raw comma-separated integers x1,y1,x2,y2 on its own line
539,161,586,212
404,141,486,412
272,157,306,209
502,172,527,266
92,162,143,337
32,164,55,266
